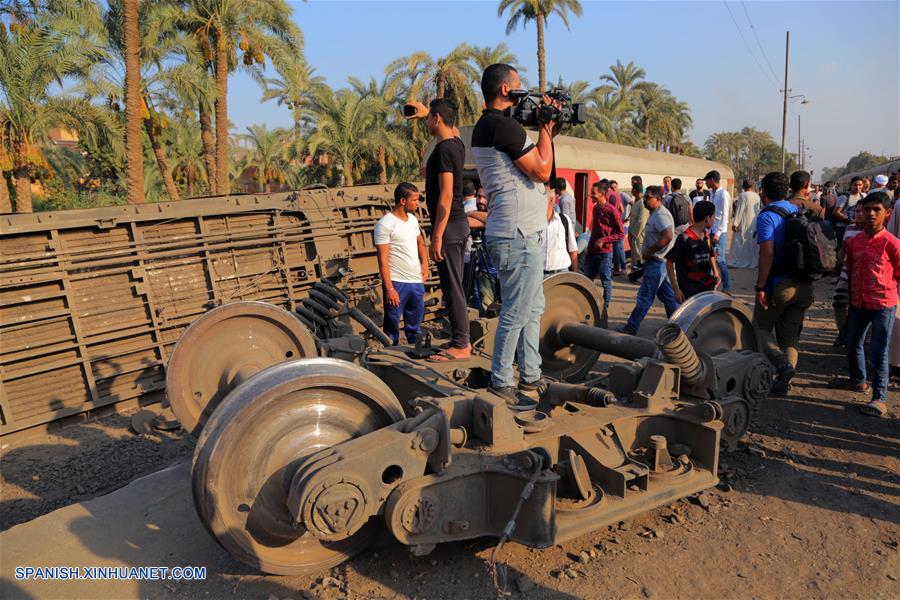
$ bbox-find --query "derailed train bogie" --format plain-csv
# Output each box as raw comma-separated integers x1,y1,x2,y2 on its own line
179,273,773,577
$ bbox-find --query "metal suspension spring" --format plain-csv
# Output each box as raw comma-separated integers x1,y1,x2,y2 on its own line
655,323,705,385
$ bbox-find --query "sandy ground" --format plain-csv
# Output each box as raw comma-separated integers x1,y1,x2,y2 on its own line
1,268,898,600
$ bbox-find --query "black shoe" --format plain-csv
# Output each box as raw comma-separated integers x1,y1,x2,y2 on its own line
616,325,637,336
771,363,795,396
488,385,538,411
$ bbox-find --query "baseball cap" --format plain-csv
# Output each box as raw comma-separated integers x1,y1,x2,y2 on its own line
875,174,889,186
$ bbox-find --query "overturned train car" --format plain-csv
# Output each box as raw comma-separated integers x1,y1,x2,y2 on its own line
0,185,440,437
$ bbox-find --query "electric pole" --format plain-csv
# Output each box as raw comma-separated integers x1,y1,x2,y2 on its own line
780,31,790,172
798,114,801,170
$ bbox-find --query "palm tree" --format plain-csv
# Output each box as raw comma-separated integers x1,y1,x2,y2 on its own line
469,42,522,73
349,76,415,184
384,44,480,124
596,60,648,112
261,60,324,131
498,0,582,92
166,116,206,197
180,0,301,195
123,0,143,203
304,86,381,187
235,124,289,192
0,10,115,212
79,0,186,201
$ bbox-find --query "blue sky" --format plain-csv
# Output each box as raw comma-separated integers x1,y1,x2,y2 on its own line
228,0,900,176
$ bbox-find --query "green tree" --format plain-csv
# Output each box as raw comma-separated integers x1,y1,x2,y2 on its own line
349,76,415,184
304,86,381,187
234,124,290,192
596,60,649,112
0,10,116,212
469,42,522,74
385,44,480,123
166,116,206,197
179,0,301,194
498,0,582,92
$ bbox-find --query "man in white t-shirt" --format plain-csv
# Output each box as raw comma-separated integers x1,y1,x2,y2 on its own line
705,169,733,294
374,182,429,345
542,193,578,275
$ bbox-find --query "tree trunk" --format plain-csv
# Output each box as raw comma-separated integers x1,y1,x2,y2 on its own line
186,164,194,198
13,166,32,213
214,26,230,195
377,147,387,184
198,101,217,194
343,160,354,187
537,16,546,92
436,76,445,99
644,119,651,147
0,173,11,213
123,0,145,204
143,115,181,201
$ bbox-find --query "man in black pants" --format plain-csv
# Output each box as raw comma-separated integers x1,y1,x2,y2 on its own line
423,99,471,361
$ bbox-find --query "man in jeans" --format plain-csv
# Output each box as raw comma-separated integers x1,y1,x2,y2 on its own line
619,186,678,335
841,191,900,417
471,63,559,406
374,182,429,345
705,170,732,295
583,181,624,315
752,171,814,395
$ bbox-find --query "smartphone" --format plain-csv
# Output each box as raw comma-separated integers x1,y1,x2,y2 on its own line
401,104,417,117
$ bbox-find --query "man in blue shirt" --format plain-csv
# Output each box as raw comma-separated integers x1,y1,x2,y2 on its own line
753,171,815,395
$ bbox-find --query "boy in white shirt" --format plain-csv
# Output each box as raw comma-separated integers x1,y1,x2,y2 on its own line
374,183,429,344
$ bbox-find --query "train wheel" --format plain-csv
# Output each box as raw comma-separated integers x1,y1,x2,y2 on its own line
539,272,605,381
166,301,318,434
670,291,759,355
192,358,405,575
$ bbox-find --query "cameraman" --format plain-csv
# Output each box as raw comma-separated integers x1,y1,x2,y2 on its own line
472,63,560,405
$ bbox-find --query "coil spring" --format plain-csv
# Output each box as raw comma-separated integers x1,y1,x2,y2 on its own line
655,323,705,385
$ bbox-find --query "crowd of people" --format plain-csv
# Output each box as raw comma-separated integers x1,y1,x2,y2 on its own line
372,62,900,415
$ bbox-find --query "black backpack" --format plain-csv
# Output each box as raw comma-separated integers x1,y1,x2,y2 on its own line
761,205,837,279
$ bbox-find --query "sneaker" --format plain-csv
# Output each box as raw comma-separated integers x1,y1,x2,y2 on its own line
771,362,795,396
488,385,538,411
518,377,551,393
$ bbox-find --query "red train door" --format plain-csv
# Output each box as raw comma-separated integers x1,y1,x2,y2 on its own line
574,172,589,226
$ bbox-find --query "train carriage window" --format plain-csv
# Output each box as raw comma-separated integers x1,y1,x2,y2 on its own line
574,173,589,225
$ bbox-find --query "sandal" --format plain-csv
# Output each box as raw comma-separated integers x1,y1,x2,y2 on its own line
860,400,887,418
427,349,467,363
828,376,869,393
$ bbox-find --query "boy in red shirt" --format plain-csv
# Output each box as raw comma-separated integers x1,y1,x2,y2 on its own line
841,191,900,417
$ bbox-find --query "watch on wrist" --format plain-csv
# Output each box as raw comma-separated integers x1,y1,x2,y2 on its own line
754,285,765,293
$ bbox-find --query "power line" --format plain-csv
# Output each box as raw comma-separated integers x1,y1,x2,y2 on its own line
722,1,780,90
740,0,782,84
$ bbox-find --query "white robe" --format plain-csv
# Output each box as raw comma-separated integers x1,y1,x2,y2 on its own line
886,206,900,366
728,191,760,268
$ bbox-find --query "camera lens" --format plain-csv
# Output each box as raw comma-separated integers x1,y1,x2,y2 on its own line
402,104,416,117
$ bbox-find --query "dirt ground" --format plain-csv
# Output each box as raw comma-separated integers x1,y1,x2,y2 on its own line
1,268,898,599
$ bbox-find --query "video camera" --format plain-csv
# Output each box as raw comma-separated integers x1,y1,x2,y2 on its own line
509,88,586,128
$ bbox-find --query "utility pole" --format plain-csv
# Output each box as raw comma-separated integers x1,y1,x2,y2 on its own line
780,31,790,172
798,114,802,170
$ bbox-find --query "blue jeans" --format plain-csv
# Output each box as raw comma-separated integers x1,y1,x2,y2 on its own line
846,306,896,401
383,282,425,345
582,252,613,311
486,232,545,388
624,259,679,334
612,240,627,272
715,233,731,291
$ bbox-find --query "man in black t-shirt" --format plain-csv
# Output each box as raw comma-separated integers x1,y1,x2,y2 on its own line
666,200,720,303
419,98,471,360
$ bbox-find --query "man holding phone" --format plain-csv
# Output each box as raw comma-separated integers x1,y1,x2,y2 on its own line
406,98,471,361
470,63,560,406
